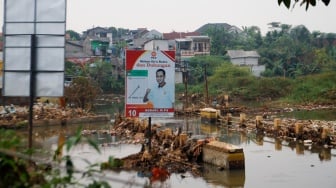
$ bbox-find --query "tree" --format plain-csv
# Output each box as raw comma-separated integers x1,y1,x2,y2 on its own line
278,0,330,10
208,63,252,92
241,26,263,49
64,76,102,111
66,30,81,40
87,60,114,92
188,56,223,84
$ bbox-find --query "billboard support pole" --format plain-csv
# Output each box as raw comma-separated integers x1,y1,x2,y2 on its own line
147,117,152,152
28,34,36,149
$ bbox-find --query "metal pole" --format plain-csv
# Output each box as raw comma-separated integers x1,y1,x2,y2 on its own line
28,34,36,149
148,117,152,151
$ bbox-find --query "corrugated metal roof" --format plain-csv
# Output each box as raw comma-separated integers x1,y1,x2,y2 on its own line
175,38,192,42
227,50,260,58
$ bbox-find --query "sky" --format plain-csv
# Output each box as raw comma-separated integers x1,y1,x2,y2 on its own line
1,0,336,35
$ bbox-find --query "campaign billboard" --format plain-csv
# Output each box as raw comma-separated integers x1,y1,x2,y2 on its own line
125,50,175,118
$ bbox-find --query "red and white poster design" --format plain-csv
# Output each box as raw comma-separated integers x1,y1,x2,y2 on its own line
125,50,175,118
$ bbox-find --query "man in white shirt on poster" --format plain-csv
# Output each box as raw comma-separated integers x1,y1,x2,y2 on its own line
143,68,174,108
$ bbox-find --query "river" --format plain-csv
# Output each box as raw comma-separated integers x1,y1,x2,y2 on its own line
25,107,336,188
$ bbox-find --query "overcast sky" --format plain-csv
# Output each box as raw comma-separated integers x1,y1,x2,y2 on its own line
1,0,335,35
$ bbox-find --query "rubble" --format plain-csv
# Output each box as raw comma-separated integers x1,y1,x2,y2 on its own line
1,101,335,179
98,108,336,178
100,117,207,177
98,110,336,180
0,103,102,128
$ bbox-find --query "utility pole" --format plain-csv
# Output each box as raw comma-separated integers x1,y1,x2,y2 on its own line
183,61,188,110
204,64,209,106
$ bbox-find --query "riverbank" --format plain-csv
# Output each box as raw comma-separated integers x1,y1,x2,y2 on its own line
1,102,335,128
0,103,111,128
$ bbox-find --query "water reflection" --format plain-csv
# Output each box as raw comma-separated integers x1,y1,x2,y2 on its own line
201,164,245,187
19,117,336,188
280,108,336,121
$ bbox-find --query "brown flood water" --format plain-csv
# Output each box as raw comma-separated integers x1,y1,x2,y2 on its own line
24,116,336,188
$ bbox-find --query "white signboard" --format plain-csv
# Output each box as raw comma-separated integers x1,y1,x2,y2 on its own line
2,0,66,97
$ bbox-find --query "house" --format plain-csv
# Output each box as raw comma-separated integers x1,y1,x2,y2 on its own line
129,28,149,39
66,40,86,58
163,31,201,40
82,26,110,39
227,50,265,77
175,36,211,60
127,29,164,50
65,40,94,66
142,29,163,40
163,31,210,59
143,39,169,51
162,31,211,84
82,27,113,57
83,36,110,56
163,31,210,60
163,31,201,51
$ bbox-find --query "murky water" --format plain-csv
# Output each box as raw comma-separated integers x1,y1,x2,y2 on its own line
25,114,336,188
280,108,336,121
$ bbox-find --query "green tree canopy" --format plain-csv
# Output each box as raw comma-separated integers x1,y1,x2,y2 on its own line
278,0,330,10
66,30,81,40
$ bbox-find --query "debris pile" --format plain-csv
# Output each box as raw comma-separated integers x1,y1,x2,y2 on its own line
101,112,336,176
250,117,336,146
217,111,336,147
0,104,95,128
104,116,210,176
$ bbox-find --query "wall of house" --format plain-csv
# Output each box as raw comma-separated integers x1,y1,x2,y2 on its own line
85,27,108,38
231,57,258,66
143,30,163,39
65,43,83,58
251,65,265,77
132,38,147,49
175,71,183,84
144,40,169,51
192,41,210,53
83,38,93,56
230,57,264,76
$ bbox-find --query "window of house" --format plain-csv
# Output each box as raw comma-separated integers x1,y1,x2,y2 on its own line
198,43,203,52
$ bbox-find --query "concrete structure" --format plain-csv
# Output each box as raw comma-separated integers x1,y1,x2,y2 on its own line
82,27,113,57
203,141,245,169
227,50,265,77
175,36,211,60
174,35,211,84
127,29,163,50
142,29,163,40
143,39,169,51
